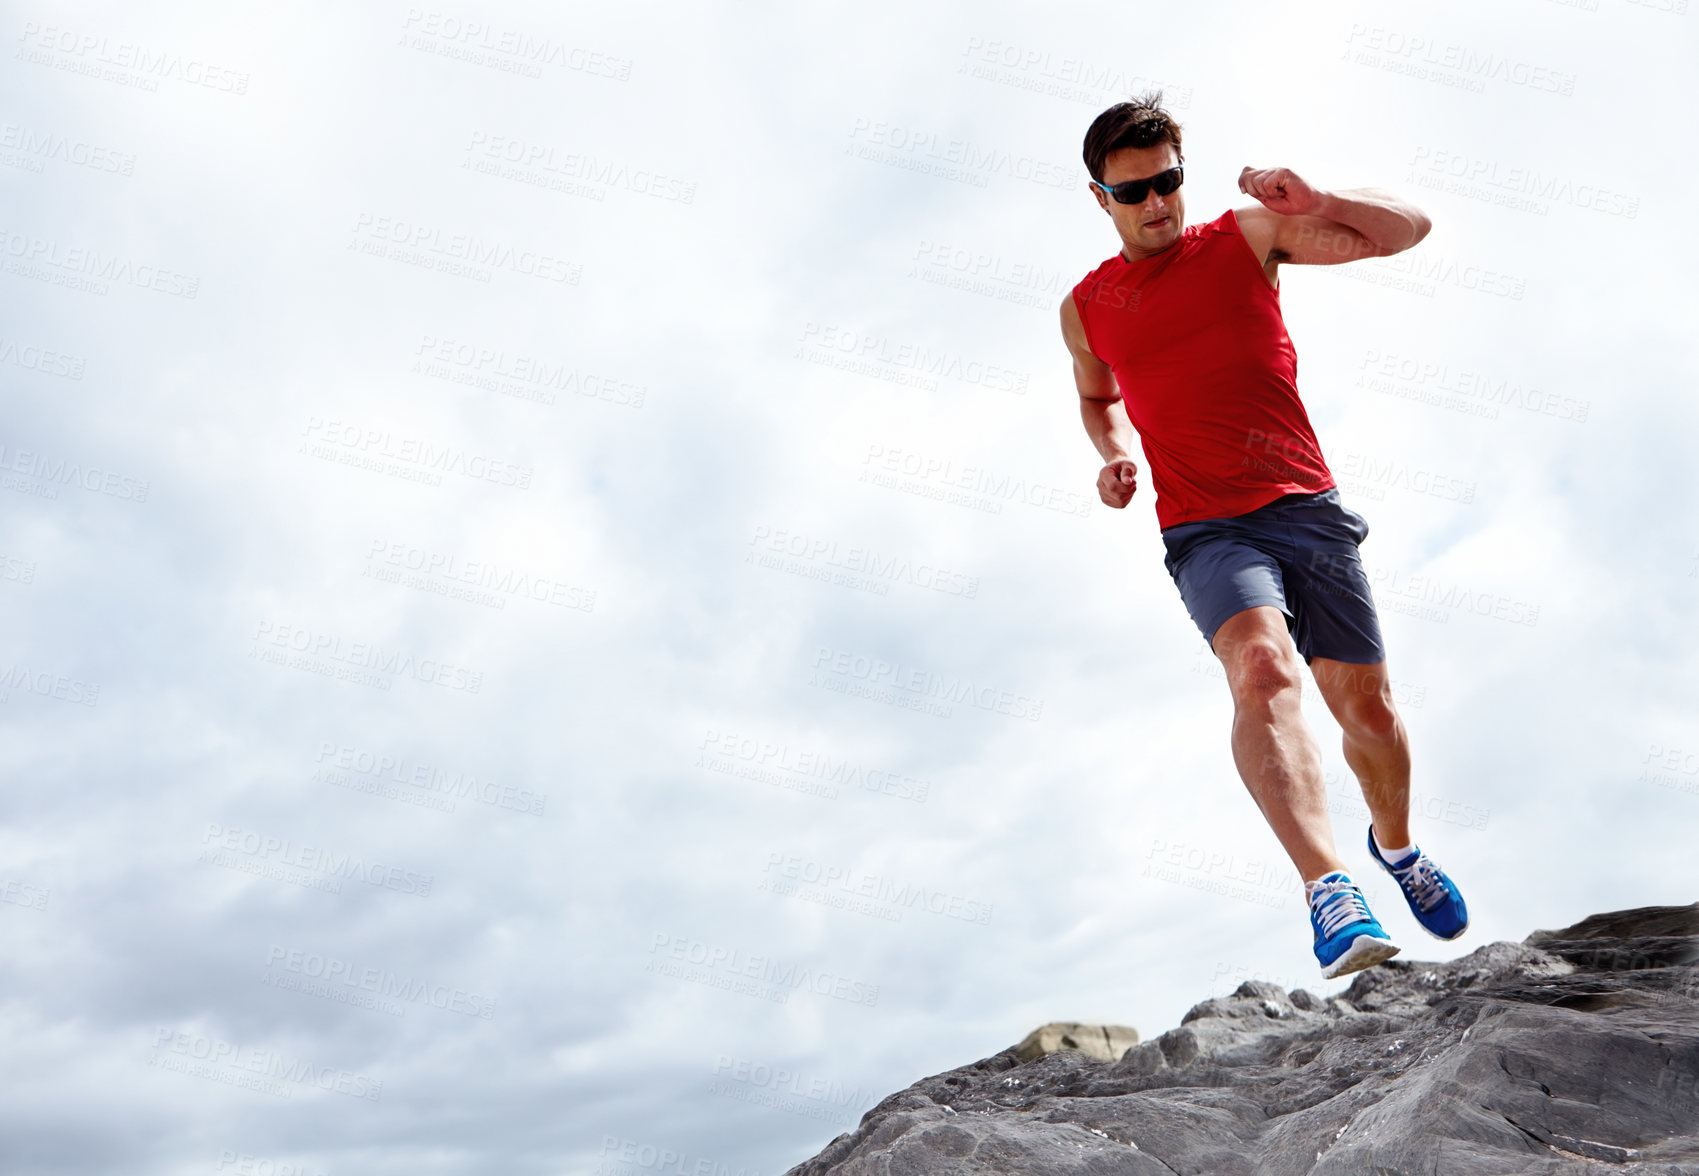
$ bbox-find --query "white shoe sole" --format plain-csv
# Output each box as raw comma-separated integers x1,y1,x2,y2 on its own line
1416,914,1469,941
1319,934,1401,979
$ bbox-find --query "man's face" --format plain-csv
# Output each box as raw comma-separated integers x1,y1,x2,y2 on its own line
1092,143,1184,259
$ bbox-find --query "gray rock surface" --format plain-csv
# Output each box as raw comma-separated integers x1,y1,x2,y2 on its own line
783,902,1699,1175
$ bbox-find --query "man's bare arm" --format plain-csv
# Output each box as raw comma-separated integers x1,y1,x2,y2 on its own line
1060,293,1141,507
1307,187,1431,253
1235,166,1432,268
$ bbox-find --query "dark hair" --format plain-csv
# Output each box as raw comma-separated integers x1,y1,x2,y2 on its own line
1082,91,1184,184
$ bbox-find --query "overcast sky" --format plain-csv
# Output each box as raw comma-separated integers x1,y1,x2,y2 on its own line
2,0,1695,1173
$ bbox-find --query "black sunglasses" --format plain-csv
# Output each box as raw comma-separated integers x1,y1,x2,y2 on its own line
1091,164,1184,205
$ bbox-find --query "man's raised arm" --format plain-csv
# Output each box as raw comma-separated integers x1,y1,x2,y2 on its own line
1235,166,1432,268
1060,293,1141,509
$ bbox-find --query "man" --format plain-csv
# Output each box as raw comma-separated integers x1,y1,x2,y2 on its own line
1059,92,1469,979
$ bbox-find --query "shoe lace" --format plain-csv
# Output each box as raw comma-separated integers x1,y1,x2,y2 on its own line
1391,853,1448,912
1310,879,1372,938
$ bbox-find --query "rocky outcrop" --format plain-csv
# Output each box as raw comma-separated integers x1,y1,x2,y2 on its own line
1015,1023,1141,1065
783,902,1699,1175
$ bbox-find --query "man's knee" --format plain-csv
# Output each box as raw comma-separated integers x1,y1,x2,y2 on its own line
1323,663,1401,740
1343,692,1401,741
1220,635,1303,703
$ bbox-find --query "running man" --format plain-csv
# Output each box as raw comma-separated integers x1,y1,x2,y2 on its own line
1060,92,1470,979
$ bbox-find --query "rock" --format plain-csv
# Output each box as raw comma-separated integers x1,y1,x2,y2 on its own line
782,902,1699,1175
1014,1022,1141,1064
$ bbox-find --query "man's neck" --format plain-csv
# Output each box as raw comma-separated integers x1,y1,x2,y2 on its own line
1122,237,1180,264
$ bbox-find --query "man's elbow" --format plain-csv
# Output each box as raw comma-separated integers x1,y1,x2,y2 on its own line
1404,209,1432,250
1371,211,1430,260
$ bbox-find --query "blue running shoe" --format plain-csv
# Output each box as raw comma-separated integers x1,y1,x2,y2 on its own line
1307,870,1401,979
1367,826,1469,940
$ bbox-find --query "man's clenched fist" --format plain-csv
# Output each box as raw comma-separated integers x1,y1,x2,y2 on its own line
1237,166,1322,217
1097,458,1138,508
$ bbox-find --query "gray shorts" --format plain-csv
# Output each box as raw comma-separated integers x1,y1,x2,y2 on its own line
1160,488,1387,665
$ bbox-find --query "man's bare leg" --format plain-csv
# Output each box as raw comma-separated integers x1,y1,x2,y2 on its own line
1210,606,1348,883
1309,657,1411,851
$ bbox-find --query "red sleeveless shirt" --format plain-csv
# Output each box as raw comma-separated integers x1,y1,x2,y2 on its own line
1072,207,1335,530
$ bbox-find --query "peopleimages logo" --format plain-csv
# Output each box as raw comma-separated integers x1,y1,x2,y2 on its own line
796,322,1031,394
1341,23,1576,96
1639,743,1699,798
747,524,980,599
463,131,696,203
264,945,496,1019
596,1135,759,1176
0,122,135,175
300,418,533,488
251,619,484,693
645,932,881,1008
364,539,592,612
760,852,994,925
150,1028,380,1102
399,9,633,80
846,116,1076,190
810,645,1044,722
0,659,99,706
1355,349,1589,423
16,22,252,94
0,229,199,297
959,37,1195,109
0,440,149,501
0,336,86,379
1408,147,1638,219
1364,565,1540,627
0,877,50,911
215,1151,325,1176
697,728,932,803
1335,451,1476,504
708,1054,878,1127
349,213,580,284
314,741,547,816
200,823,434,896
859,443,1092,518
413,333,647,408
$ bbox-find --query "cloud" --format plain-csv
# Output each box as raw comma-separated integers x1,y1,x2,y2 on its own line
0,1,1691,1173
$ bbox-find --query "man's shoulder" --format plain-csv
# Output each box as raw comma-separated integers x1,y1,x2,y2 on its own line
1069,253,1125,313
1145,211,1237,257
1076,252,1124,285
1193,208,1243,238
